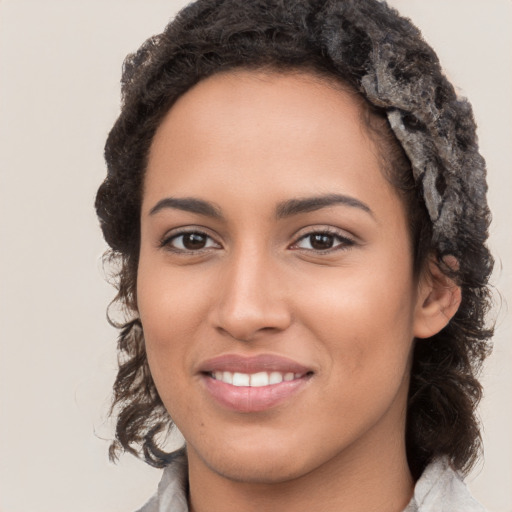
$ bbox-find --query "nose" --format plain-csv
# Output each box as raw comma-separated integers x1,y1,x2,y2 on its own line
211,247,292,342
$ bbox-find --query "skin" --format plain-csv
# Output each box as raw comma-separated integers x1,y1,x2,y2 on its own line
137,70,460,512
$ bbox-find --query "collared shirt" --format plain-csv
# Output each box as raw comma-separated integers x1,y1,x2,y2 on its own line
136,450,486,512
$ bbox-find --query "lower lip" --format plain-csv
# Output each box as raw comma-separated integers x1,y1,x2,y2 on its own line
202,374,311,413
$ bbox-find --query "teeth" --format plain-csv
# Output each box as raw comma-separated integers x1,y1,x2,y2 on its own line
211,371,303,387
269,371,283,385
250,372,269,387
232,372,250,386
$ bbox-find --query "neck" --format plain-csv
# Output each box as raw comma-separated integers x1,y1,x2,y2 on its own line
187,429,414,512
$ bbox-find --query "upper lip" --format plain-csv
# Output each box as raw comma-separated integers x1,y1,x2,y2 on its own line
198,354,313,375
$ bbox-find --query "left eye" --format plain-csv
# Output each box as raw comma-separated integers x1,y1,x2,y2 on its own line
294,232,353,251
165,232,219,251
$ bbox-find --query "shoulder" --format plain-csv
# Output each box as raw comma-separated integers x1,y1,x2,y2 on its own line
404,457,487,512
135,449,189,512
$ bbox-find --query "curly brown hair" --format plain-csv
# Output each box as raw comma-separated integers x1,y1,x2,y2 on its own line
95,0,494,479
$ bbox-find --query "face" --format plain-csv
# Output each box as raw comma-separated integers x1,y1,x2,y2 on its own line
137,70,425,484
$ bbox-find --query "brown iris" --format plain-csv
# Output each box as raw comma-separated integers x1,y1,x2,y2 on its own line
182,232,208,250
308,233,336,250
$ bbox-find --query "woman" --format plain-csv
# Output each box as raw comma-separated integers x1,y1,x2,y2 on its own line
95,0,494,510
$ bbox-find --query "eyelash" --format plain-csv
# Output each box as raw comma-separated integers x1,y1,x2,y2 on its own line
291,228,356,253
160,227,356,254
160,229,220,253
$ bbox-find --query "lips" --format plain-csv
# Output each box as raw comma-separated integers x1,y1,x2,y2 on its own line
198,354,313,413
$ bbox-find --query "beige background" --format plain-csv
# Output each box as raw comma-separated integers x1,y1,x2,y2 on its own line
0,1,510,511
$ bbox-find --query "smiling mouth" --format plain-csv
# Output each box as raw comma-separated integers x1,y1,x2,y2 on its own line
208,370,310,387
198,353,314,412
201,370,313,413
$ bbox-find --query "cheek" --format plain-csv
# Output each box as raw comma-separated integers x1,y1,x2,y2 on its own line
294,257,416,378
297,268,416,426
136,263,209,388
138,257,210,331
298,258,415,330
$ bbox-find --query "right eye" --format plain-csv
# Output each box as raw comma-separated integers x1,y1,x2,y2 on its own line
162,231,221,252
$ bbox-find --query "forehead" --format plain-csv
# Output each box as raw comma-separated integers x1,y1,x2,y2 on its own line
143,69,402,224
148,72,373,174
155,69,366,138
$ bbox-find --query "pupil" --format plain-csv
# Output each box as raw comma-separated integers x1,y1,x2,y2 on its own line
183,233,206,249
310,234,334,250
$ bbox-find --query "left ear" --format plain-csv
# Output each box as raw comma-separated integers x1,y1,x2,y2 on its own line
413,256,462,339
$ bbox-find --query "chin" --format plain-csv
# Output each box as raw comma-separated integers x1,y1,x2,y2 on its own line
207,452,310,484
190,432,316,484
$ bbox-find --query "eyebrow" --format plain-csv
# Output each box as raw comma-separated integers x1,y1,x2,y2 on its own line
275,193,373,219
149,193,373,220
149,197,223,218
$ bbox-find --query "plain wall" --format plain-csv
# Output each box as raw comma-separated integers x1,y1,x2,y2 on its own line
0,1,510,511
